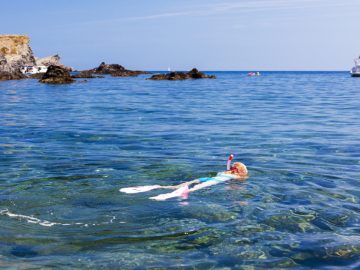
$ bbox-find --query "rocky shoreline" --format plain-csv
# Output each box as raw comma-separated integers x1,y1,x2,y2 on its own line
0,34,216,84
0,70,25,81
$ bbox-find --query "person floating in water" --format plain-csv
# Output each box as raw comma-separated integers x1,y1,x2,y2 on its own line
119,154,248,201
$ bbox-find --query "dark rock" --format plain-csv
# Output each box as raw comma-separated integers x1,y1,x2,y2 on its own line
0,70,25,81
111,70,149,77
72,70,97,78
188,68,214,79
94,62,126,74
39,65,74,84
27,73,44,79
79,62,150,78
148,68,216,80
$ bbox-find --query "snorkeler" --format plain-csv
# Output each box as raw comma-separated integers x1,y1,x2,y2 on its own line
119,154,248,201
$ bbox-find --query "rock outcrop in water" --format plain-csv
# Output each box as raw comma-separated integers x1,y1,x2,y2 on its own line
0,70,25,81
71,70,104,79
93,62,125,74
39,65,74,84
82,62,149,77
0,35,34,80
148,68,216,80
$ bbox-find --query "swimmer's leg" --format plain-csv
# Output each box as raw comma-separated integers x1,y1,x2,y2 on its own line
120,179,200,194
149,185,190,201
165,179,200,189
149,180,219,201
120,185,163,194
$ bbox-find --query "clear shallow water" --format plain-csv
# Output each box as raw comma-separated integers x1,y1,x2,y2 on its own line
0,72,359,269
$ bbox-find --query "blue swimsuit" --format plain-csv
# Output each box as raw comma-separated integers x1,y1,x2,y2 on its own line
198,172,238,183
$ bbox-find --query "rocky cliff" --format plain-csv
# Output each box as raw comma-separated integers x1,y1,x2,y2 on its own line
0,35,71,81
36,54,72,71
0,35,35,74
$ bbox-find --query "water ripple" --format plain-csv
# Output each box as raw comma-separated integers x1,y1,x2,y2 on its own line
0,72,359,268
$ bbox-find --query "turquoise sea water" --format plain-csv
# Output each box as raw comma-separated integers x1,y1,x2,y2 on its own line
0,72,359,269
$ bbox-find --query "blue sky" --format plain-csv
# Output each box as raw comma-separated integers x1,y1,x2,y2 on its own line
2,0,359,70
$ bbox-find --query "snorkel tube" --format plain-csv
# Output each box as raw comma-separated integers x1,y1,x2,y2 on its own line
227,154,234,170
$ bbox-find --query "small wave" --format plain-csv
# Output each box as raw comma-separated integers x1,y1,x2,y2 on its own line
0,209,66,227
0,209,123,227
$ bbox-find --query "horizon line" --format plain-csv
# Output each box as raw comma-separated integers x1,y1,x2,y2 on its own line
141,70,349,72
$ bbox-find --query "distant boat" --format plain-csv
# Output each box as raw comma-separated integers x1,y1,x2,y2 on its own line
248,72,260,76
350,57,360,77
167,67,171,72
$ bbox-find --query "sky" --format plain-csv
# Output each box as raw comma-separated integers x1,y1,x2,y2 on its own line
1,0,359,71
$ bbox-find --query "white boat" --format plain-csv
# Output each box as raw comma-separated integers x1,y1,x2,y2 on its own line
20,65,48,75
350,57,360,77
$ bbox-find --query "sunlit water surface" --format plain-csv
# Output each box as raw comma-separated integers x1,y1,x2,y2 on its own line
0,72,359,269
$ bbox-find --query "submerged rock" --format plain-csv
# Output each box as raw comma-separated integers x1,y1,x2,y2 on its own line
39,65,74,84
11,245,38,258
148,68,216,80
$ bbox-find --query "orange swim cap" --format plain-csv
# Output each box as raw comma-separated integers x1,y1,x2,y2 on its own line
230,162,248,176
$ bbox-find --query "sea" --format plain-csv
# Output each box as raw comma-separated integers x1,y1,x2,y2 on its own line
0,71,359,269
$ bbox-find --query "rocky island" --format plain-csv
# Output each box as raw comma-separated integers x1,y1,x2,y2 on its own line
148,68,216,80
0,35,71,81
75,62,149,78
